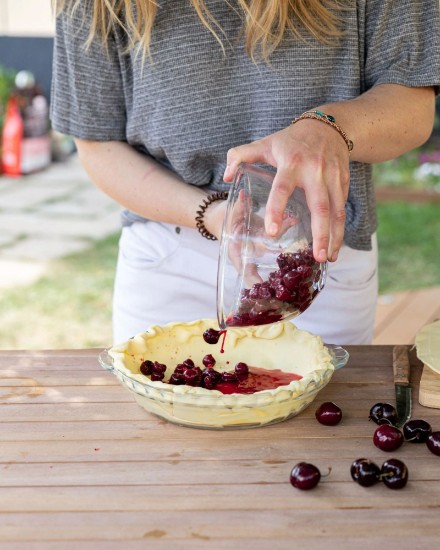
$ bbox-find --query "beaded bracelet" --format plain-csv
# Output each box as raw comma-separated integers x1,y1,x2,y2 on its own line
195,191,229,240
291,110,354,152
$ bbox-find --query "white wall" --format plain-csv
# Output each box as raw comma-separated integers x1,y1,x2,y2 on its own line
0,0,54,36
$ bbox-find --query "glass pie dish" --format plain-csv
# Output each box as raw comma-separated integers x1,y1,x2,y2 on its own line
99,319,349,430
217,163,327,329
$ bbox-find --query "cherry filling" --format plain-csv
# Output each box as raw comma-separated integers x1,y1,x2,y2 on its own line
139,355,302,395
226,246,321,327
215,367,301,394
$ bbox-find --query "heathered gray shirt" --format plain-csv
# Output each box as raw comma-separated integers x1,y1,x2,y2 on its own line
51,0,440,250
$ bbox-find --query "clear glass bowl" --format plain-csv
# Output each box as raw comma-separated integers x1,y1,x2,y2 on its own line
217,163,327,330
98,319,348,430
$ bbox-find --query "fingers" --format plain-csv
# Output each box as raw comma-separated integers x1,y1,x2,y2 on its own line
327,164,349,262
223,128,350,264
304,160,349,263
266,161,349,264
264,167,297,238
223,140,270,182
243,262,263,287
306,182,331,264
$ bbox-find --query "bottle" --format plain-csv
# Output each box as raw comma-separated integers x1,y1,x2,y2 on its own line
1,96,24,176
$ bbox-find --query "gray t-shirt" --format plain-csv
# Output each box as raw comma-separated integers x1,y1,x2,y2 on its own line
50,0,440,250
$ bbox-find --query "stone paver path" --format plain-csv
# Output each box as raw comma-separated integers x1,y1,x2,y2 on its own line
0,154,121,289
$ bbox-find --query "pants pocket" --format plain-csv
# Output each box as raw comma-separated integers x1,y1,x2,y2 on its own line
119,222,181,271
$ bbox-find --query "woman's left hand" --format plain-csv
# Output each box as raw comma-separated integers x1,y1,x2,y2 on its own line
223,119,351,263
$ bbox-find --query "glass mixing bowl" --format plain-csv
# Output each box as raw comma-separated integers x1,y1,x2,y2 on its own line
217,163,327,330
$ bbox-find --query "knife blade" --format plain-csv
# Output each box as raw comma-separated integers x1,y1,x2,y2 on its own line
393,345,412,427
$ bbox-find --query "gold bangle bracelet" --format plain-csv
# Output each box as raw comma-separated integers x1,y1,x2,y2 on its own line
291,110,354,153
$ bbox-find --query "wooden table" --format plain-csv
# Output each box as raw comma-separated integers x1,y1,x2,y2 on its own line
1,346,439,549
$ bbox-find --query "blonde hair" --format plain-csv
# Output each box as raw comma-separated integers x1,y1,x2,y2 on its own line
54,1,345,61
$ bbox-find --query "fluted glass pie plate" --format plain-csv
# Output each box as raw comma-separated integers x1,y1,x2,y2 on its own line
98,319,349,430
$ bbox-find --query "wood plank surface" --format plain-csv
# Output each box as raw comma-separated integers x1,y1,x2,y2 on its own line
373,287,440,345
0,347,439,548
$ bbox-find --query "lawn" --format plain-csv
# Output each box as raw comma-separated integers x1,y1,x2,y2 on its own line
376,201,440,293
0,198,438,350
0,233,119,350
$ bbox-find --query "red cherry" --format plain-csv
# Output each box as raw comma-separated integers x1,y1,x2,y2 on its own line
368,402,398,426
203,328,221,344
140,360,153,376
234,362,249,378
202,354,216,367
350,458,380,487
373,425,404,452
290,462,321,490
315,401,342,426
426,431,440,456
403,419,432,443
315,402,342,426
380,458,408,489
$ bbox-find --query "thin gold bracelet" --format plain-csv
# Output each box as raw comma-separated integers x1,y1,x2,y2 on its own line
291,110,354,153
195,191,229,240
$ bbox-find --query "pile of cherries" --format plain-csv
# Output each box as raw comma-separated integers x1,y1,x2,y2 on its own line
369,402,440,456
140,354,249,390
289,400,440,491
227,246,321,327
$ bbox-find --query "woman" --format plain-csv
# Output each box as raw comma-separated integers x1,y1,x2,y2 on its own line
51,1,440,344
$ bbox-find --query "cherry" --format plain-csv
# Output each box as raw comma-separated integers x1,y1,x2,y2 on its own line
203,328,221,344
151,372,165,381
168,373,186,385
234,362,249,378
315,402,342,426
182,367,202,386
226,247,320,328
380,458,408,489
201,368,222,391
426,431,440,456
202,373,218,390
283,270,302,291
174,364,187,376
350,458,380,487
373,424,404,452
403,419,432,443
290,462,321,490
368,402,398,426
140,359,154,376
221,371,238,383
150,361,167,381
202,354,216,367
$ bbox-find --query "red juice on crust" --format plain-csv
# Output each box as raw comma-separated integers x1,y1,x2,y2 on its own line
215,366,302,395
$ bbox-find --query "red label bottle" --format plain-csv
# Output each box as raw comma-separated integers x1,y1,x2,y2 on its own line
1,96,24,176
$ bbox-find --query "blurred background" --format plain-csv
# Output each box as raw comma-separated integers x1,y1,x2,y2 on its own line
0,1,439,349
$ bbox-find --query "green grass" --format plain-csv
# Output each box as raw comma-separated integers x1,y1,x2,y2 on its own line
0,201,439,349
0,233,119,350
376,202,440,293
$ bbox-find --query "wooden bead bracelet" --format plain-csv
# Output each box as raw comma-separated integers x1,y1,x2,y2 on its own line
195,191,229,240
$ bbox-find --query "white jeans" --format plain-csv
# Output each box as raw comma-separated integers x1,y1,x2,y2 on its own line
113,221,378,346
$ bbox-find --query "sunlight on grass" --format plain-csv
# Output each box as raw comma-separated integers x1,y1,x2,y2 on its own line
0,233,119,350
377,202,440,293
